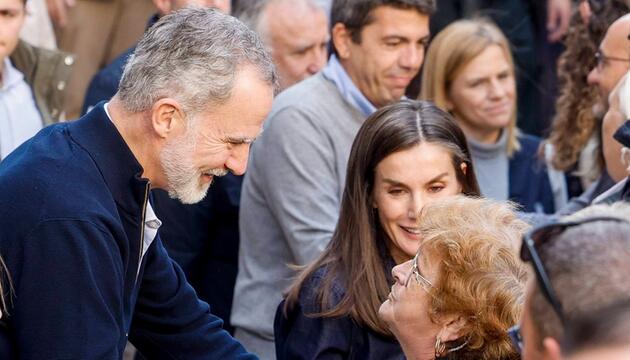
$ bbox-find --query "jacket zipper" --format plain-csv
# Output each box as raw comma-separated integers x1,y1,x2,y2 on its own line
135,183,150,286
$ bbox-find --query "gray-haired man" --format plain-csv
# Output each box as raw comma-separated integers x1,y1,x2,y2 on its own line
234,0,329,91
0,8,276,358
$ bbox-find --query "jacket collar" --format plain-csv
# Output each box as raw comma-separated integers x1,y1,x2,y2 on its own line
67,102,150,216
614,120,630,148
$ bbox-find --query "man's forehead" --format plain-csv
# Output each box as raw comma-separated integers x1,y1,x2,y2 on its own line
362,6,429,37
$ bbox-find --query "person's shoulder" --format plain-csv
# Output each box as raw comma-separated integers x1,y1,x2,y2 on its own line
91,47,134,88
298,265,346,311
271,74,342,114
0,124,111,223
517,133,543,153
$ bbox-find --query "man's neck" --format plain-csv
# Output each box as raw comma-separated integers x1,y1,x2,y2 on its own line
107,97,161,186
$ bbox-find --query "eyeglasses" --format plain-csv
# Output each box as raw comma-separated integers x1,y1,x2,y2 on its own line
405,251,433,290
595,50,630,71
509,216,628,354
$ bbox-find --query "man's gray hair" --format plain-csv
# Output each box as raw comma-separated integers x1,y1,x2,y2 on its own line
118,7,278,115
234,0,325,43
529,202,630,348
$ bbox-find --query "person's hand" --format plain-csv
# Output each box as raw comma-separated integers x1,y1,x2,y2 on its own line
46,0,77,28
547,0,571,42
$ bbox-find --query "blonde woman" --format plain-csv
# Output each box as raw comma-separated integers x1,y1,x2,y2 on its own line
421,19,565,214
379,196,528,359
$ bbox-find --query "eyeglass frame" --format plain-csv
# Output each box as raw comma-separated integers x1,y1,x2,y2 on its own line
405,251,434,290
508,215,629,354
595,50,630,71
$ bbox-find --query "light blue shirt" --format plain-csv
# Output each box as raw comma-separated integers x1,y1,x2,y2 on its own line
321,54,377,117
0,58,43,160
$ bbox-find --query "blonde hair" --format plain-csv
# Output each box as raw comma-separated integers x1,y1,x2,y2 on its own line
418,196,529,359
420,18,520,156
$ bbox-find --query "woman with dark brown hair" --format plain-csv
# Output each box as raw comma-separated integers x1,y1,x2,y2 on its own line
274,100,480,359
547,0,630,196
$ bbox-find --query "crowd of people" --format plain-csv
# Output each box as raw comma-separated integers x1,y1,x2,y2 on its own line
1,0,630,359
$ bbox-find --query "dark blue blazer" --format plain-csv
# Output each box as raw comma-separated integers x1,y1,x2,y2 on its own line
0,104,255,359
509,134,555,214
274,267,404,360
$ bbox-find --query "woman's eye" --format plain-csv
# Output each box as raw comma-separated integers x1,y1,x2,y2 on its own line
388,188,405,195
428,186,444,193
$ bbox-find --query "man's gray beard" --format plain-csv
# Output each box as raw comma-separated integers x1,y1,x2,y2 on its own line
160,135,211,205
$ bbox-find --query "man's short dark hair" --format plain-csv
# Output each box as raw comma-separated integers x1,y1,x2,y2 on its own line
331,0,435,43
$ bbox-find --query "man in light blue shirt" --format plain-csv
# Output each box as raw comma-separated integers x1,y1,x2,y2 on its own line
0,0,73,161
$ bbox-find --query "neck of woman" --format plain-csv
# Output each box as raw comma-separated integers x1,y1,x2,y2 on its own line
398,332,437,360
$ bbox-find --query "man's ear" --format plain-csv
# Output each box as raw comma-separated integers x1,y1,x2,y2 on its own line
542,337,563,360
437,314,468,343
332,23,353,60
150,98,185,139
152,0,173,17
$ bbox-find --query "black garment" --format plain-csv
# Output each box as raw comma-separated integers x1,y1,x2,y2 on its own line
274,267,403,360
0,103,254,359
151,174,243,334
82,13,242,333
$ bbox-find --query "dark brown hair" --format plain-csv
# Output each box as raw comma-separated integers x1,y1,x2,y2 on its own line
331,0,435,43
283,100,480,336
548,1,630,172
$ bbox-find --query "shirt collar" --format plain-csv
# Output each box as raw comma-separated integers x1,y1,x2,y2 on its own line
1,58,25,91
321,54,377,118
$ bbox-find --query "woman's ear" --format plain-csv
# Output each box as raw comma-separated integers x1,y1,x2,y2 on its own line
460,162,468,175
437,314,468,343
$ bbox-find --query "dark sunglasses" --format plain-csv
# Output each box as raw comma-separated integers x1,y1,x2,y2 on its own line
509,216,628,354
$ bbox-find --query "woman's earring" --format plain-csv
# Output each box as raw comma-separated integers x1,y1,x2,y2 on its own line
435,337,446,357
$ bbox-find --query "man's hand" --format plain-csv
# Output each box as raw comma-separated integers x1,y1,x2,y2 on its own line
46,0,77,28
547,0,571,43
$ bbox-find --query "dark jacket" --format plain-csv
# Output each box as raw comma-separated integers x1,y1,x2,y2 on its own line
81,47,133,115
274,267,404,360
82,15,242,333
509,134,556,213
0,104,255,359
10,40,74,125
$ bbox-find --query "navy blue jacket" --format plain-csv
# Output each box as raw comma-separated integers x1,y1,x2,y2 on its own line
509,134,555,214
0,105,256,359
82,16,242,333
274,267,403,360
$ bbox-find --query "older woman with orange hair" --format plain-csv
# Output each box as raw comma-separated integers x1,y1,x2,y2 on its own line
379,196,528,359
421,19,565,214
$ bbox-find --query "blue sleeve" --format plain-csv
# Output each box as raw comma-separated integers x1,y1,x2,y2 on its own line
6,219,129,358
129,237,257,359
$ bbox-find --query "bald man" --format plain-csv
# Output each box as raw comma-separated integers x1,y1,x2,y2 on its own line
587,13,630,114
